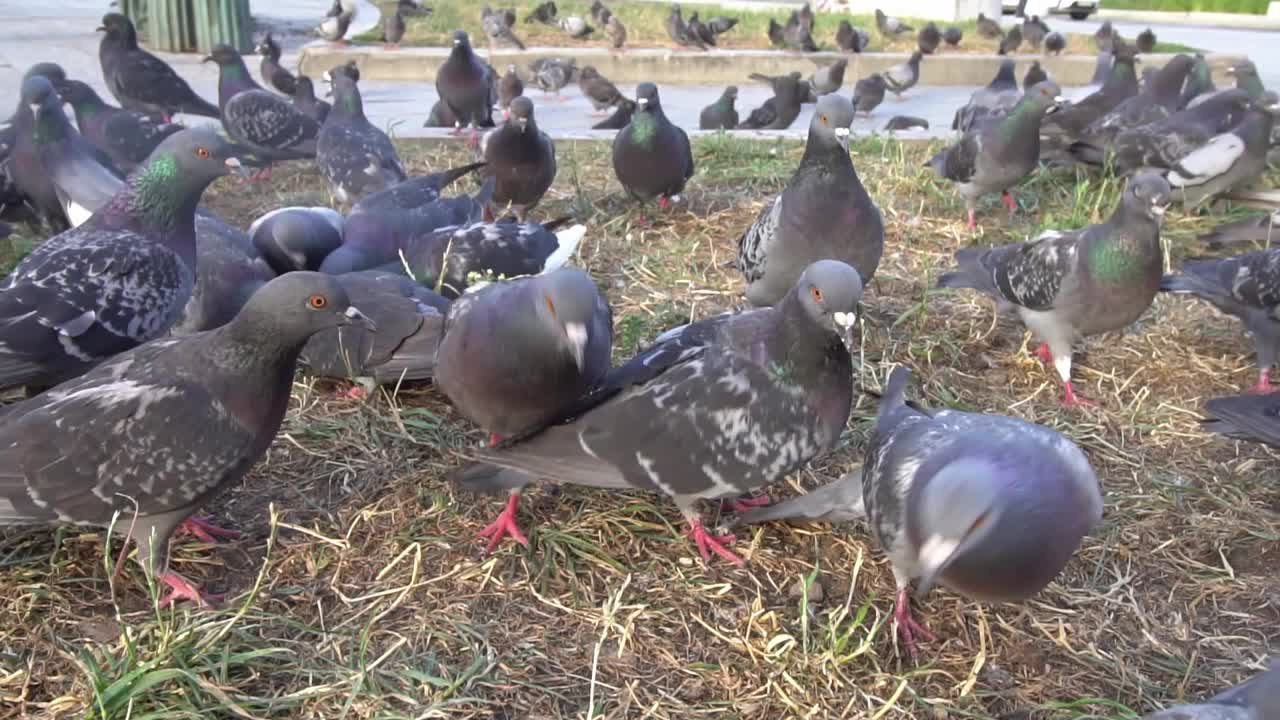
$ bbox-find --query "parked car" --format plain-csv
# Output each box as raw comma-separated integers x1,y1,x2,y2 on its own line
1002,0,1099,20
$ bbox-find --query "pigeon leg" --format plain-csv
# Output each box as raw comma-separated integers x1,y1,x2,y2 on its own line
722,493,772,514
176,515,241,544
966,208,978,230
1047,346,1097,407
1246,369,1275,395
451,122,464,137
1061,381,1098,407
488,433,503,448
893,586,935,660
467,126,481,149
682,509,744,566
1001,190,1018,213
1033,342,1054,364
476,491,530,555
159,570,223,608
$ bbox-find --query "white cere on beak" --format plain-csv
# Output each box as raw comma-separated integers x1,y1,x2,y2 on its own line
1151,202,1166,216
833,311,856,329
637,97,648,107
224,157,242,169
1053,95,1065,103
918,534,960,577
565,322,588,368
343,306,363,319
834,127,850,138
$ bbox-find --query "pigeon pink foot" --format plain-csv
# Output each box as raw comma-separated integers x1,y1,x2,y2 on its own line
476,493,529,556
1033,342,1054,364
1246,369,1276,395
966,208,977,230
1001,190,1018,213
177,515,241,544
684,516,743,566
893,586,935,660
722,493,771,514
1061,381,1098,407
159,571,223,608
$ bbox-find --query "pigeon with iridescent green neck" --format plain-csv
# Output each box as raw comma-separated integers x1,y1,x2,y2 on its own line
612,83,694,211
54,79,183,173
0,128,242,393
937,172,1171,407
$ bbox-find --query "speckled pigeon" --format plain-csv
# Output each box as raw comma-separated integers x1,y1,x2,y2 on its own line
317,70,406,207
928,81,1063,229
173,214,276,335
1160,248,1280,393
97,13,220,120
737,366,1102,659
578,66,623,115
529,57,576,100
256,33,297,96
1143,662,1279,719
951,59,1020,132
937,172,1171,406
482,5,526,50
738,94,883,306
205,44,320,180
699,87,739,130
292,76,332,124
1067,54,1195,163
482,96,556,222
1164,96,1278,209
1106,89,1254,174
0,272,371,606
453,260,862,565
300,270,449,389
0,127,241,393
612,83,694,211
497,65,524,114
249,207,344,274
349,161,487,215
55,79,183,174
1042,40,1138,140
437,31,496,145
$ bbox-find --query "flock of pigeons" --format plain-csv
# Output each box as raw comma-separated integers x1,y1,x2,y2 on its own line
0,4,1277,711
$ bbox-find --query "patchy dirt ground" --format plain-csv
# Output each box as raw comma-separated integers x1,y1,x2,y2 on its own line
0,135,1276,719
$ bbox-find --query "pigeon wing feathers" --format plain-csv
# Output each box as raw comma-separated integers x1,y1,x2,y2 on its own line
1168,133,1246,187
224,91,319,154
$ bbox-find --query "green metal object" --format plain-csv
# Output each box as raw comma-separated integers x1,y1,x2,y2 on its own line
145,0,197,52
193,0,254,54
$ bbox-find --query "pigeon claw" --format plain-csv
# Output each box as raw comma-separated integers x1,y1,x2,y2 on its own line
894,587,935,661
966,209,977,231
476,493,529,556
1246,370,1276,395
1033,342,1054,364
159,571,223,608
1001,190,1018,213
177,515,241,544
685,519,744,566
722,493,772,514
1061,381,1098,408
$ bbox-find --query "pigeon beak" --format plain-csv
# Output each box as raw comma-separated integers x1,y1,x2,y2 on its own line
27,103,40,115
517,116,528,132
832,310,857,354
342,305,377,331
96,25,106,32
636,97,649,109
564,322,588,370
914,534,963,599
834,126,850,151
1151,200,1168,217
223,156,250,179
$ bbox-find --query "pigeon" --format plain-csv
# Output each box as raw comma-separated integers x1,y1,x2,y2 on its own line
54,79,183,174
687,12,717,47
783,14,819,52
482,96,556,222
977,12,1002,39
836,20,869,53
797,2,815,33
1094,20,1114,52
383,7,406,48
1228,60,1267,100
436,268,611,552
453,260,862,565
346,161,486,214
1202,394,1280,447
951,59,1020,133
0,271,372,607
1180,55,1216,109
1109,89,1254,174
1023,61,1048,89
172,215,276,335
292,76,332,124
249,207,344,274
998,26,1022,56
665,4,706,49
1137,27,1157,54
593,99,634,130
424,100,458,129
606,16,627,51
578,66,623,114
317,70,406,208
0,128,242,393
437,31,496,144
494,65,524,115
559,15,595,39
1075,52,1113,100
398,0,431,16
1044,31,1065,55
883,52,923,99
937,173,1172,406
1042,40,1139,140
482,6,526,50
708,16,738,37
316,0,357,44
97,13,220,120
1198,210,1280,249
525,1,557,25
917,23,941,55
300,270,449,388
699,86,739,130
530,57,576,99
1160,247,1280,394
589,0,608,24
330,60,361,83
395,218,584,300
768,18,786,48
875,9,913,37
884,116,929,132
740,73,805,130
1067,55,1196,163
852,73,887,116
738,94,882,306
1165,96,1278,209
736,366,1102,659
943,26,962,47
204,45,320,179
1022,15,1048,50
809,59,848,96
1143,663,1280,719
930,82,1063,229
612,84,694,210
255,33,297,95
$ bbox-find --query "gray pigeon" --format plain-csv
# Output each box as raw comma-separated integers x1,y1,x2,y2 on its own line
1044,31,1065,55
497,65,524,114
249,207,344,274
316,0,357,43
1043,40,1138,140
529,57,576,100
687,12,717,47
976,13,1001,39
559,15,595,39
482,96,556,221
292,76,332,124
1227,60,1267,101
97,13,221,120
0,128,241,393
300,270,450,389
937,173,1172,406
577,66,623,114
738,94,883,306
1136,27,1157,54
875,9,912,37
55,79,183,173
884,116,928,131
1179,55,1216,109
740,72,805,130
0,272,372,606
1203,394,1280,448
593,99,635,130
736,366,1102,659
951,59,1020,132
665,4,706,49
883,52,922,99
943,26,962,47
1022,15,1048,50
769,16,787,46
482,5,525,50
612,83,694,210
1023,61,1048,89
525,0,556,25
256,33,297,95
606,15,627,50
1160,247,1280,394
1143,662,1280,719
852,73,886,116
998,26,1022,56
836,20,869,53
1107,89,1254,174
173,215,276,335
917,23,940,55
1094,20,1115,52
1198,210,1280,249
699,86,739,130
205,44,320,180
452,260,862,565
809,59,849,97
782,10,818,52
317,69,407,207
928,82,1063,229
383,7,406,48
437,31,496,144
1067,54,1196,163
1165,96,1278,209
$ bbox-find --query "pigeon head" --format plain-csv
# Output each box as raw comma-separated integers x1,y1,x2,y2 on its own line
452,30,472,49
508,96,535,132
51,78,98,108
792,260,862,351
532,268,602,371
113,128,244,232
98,13,138,47
580,65,600,81
230,272,374,347
911,456,1006,597
256,32,280,58
1019,80,1064,116
809,94,855,151
20,75,59,118
23,62,66,85
1123,172,1172,221
1228,59,1258,79
722,85,738,103
635,83,662,113
202,44,245,68
1149,54,1194,102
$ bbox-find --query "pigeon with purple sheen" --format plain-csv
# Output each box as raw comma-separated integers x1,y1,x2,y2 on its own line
172,215,276,335
0,128,242,393
612,83,694,209
97,13,221,120
204,44,319,173
737,366,1102,660
482,96,556,221
317,69,406,207
436,31,496,143
55,79,183,173
250,207,345,274
0,272,372,607
452,260,861,565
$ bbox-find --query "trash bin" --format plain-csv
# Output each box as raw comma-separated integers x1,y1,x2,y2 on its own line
193,0,254,54
145,0,198,52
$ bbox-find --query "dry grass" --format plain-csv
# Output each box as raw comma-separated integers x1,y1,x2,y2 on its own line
1,135,1277,719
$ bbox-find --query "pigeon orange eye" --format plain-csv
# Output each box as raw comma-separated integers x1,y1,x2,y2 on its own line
545,295,557,316
810,286,823,303
196,147,210,158
308,295,328,309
